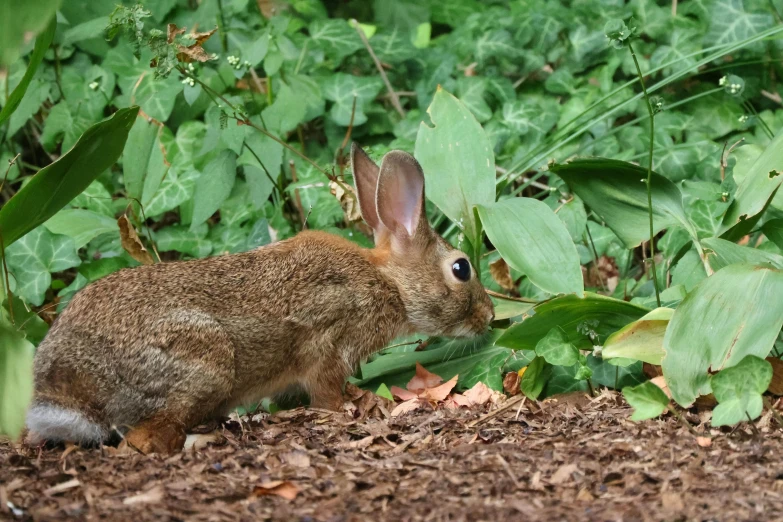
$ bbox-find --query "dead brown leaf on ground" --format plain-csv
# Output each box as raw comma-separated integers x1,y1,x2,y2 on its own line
251,481,299,501
118,214,155,265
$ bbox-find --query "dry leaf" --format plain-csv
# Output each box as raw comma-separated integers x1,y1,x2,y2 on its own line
767,357,783,395
503,372,521,395
175,27,218,63
280,450,311,468
118,215,155,265
407,362,443,393
420,375,458,402
123,485,164,505
329,180,362,223
576,487,595,501
391,398,430,417
390,386,418,401
183,431,224,451
251,481,299,501
489,258,516,291
166,24,185,43
661,491,685,513
549,463,578,485
696,436,712,448
650,376,672,399
461,382,493,406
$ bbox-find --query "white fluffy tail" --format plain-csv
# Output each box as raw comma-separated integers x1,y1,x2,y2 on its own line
26,404,107,445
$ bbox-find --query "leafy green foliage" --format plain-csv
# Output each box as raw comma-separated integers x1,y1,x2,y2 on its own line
710,355,772,426
622,381,669,421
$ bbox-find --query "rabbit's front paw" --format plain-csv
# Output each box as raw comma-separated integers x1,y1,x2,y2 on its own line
125,418,186,455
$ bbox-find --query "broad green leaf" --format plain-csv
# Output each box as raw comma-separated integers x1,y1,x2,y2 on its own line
122,116,158,201
156,223,214,258
705,0,773,53
535,326,579,366
622,381,669,421
662,263,783,407
191,150,238,230
0,18,55,127
498,293,650,351
601,308,673,365
550,158,698,248
145,168,199,216
321,73,384,126
375,383,393,401
491,297,533,321
0,0,59,67
43,209,118,248
520,356,550,400
501,98,559,138
710,355,772,426
763,219,783,251
415,88,495,245
0,107,138,249
61,16,110,46
261,84,307,134
702,237,783,271
720,129,783,234
477,198,583,295
6,227,81,306
456,77,491,123
0,314,35,438
459,351,507,391
588,355,646,389
309,19,363,62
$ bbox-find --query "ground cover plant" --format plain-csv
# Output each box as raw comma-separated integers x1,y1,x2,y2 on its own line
2,0,783,447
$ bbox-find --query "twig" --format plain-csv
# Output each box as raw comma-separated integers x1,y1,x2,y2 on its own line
667,404,698,436
761,89,783,105
763,396,783,428
351,19,405,118
467,394,525,428
485,289,537,304
334,97,358,175
289,159,305,228
495,454,519,483
720,137,745,181
585,224,608,292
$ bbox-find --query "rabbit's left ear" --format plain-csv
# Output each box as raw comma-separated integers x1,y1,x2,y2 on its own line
376,150,428,241
351,143,389,243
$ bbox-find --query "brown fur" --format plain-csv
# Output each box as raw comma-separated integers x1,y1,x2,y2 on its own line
27,145,494,454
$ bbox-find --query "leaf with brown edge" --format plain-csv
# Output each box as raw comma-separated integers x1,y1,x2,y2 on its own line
329,180,361,223
490,258,515,291
176,27,218,63
419,374,458,401
251,481,299,501
118,214,155,265
166,24,185,43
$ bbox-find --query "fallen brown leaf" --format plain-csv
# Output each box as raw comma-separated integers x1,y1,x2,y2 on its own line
503,372,520,395
650,376,672,399
489,258,515,291
329,180,362,223
390,386,418,402
461,382,494,406
696,436,712,448
549,463,578,485
118,215,155,265
767,357,783,395
420,375,458,402
391,398,431,417
407,362,444,393
252,481,299,501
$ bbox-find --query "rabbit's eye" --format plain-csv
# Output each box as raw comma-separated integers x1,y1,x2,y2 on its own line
451,258,471,282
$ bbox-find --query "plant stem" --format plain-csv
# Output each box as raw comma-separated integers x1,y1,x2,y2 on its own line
351,19,405,118
743,100,775,139
216,0,228,52
628,40,661,308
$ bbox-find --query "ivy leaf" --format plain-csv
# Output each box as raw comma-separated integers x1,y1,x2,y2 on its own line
372,27,418,63
459,351,508,391
191,150,238,230
43,209,119,248
475,29,519,63
261,83,307,135
128,74,183,121
6,228,82,306
156,223,213,258
456,77,491,123
710,355,772,427
622,381,669,421
321,73,384,126
145,167,199,216
705,0,773,53
501,98,559,138
309,19,363,63
535,326,580,366
520,356,551,400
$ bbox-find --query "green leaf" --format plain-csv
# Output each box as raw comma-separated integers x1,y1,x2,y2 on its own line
0,107,137,249
535,326,580,366
702,237,783,272
415,88,495,246
498,293,650,351
43,209,119,248
0,18,55,127
520,356,550,400
130,74,183,122
622,381,669,421
710,355,772,427
261,83,307,134
375,383,393,401
309,19,363,62
763,219,783,251
0,0,59,67
456,77,491,123
550,158,697,248
156,223,213,258
321,73,384,126
501,98,559,138
662,263,783,407
6,227,81,306
705,0,773,53
720,129,783,235
477,198,583,295
0,314,35,438
191,150,238,230
122,115,158,201
145,168,199,216
459,351,507,391
601,307,673,365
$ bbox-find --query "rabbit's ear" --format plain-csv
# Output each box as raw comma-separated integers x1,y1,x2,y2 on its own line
376,151,427,242
350,143,384,234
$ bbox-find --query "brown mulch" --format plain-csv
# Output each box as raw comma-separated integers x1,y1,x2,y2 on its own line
2,391,783,522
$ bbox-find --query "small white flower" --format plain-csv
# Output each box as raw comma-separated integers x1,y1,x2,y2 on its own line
721,191,730,198
88,81,99,90
187,63,195,72
719,76,727,86
181,77,195,86
243,60,251,67
227,55,240,65
210,53,220,60
738,114,749,123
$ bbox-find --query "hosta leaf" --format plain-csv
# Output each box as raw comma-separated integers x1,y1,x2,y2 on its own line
601,307,673,365
6,228,81,306
702,237,783,271
662,263,783,407
415,88,495,245
0,314,35,438
191,150,238,230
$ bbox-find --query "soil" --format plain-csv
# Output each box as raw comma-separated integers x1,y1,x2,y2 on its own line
2,390,783,522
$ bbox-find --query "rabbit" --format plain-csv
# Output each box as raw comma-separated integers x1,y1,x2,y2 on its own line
25,143,495,454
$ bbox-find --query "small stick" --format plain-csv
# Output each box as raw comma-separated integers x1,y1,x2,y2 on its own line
763,396,783,428
667,404,698,436
485,289,537,304
351,19,405,118
467,394,525,428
